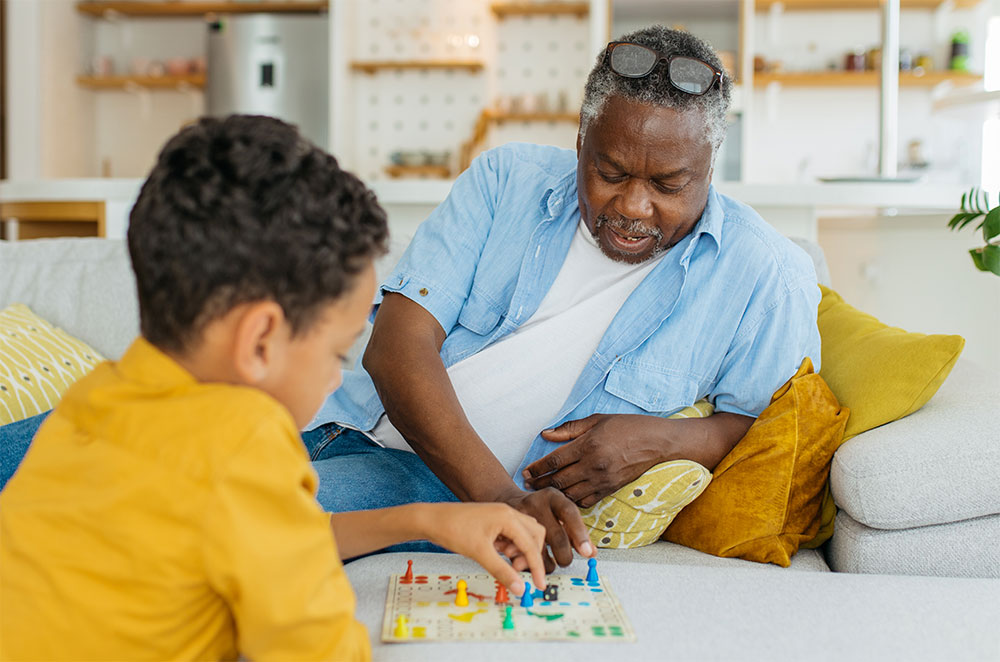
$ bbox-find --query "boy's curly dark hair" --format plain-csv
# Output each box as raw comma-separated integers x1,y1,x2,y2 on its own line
127,115,388,353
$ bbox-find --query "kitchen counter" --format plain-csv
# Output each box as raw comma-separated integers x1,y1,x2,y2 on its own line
1,178,965,241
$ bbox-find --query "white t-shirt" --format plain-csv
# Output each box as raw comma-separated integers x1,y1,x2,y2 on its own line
373,220,665,475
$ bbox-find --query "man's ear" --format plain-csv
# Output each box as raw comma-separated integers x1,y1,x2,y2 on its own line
232,301,287,385
576,130,582,155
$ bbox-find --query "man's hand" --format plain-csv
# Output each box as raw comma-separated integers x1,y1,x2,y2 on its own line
522,412,756,508
521,414,666,508
499,487,595,573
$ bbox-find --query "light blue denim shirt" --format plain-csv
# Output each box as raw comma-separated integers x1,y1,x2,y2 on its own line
310,143,821,487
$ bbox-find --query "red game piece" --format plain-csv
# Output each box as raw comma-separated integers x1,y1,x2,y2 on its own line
494,583,509,604
402,559,413,583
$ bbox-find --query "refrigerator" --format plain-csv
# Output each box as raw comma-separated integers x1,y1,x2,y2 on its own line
206,13,329,149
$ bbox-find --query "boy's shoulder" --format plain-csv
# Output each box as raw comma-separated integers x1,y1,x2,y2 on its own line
54,343,306,485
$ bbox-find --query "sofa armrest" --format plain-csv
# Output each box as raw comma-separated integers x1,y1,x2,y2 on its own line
830,357,1000,531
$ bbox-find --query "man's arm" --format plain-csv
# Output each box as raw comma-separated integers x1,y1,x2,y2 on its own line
524,277,820,507
522,412,753,507
363,293,594,570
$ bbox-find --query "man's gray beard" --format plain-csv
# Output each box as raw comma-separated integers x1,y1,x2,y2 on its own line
592,215,667,263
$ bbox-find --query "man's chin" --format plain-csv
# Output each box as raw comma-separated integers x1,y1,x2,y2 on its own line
596,240,657,265
596,225,660,264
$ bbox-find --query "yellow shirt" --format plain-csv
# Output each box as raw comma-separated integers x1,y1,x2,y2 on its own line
0,338,370,661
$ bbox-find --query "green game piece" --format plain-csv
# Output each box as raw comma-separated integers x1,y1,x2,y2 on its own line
591,625,607,637
568,631,581,637
610,626,624,637
502,605,514,630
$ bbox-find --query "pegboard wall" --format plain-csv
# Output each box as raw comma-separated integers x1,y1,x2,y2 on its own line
345,0,592,181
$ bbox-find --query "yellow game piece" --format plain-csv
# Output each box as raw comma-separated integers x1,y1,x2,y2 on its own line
455,579,469,607
393,615,409,638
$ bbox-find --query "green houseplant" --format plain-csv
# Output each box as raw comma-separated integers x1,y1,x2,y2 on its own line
948,188,1000,276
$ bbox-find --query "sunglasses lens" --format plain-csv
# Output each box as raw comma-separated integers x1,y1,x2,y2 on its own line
668,57,716,94
610,44,657,77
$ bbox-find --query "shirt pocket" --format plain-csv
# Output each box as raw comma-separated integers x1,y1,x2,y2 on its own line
603,362,701,416
456,288,504,336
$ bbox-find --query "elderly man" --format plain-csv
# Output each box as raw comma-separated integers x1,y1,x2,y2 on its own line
304,25,821,570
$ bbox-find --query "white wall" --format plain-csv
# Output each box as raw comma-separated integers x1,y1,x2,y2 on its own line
3,2,203,179
819,212,1000,373
5,0,41,179
39,0,94,178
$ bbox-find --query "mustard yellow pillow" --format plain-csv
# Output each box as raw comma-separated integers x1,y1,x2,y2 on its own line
580,400,713,549
803,286,965,548
816,285,964,442
0,304,105,425
663,358,849,566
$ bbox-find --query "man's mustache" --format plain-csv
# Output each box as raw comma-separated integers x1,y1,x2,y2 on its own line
594,215,664,243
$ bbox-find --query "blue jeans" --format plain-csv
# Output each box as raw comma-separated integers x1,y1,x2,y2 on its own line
302,423,459,555
0,414,457,554
0,411,51,490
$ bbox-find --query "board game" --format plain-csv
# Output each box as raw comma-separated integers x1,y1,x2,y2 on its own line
380,559,635,643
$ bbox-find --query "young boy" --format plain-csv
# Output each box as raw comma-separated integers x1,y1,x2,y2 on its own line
0,115,546,661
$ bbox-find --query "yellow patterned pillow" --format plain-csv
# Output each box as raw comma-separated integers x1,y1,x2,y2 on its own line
0,304,105,425
580,400,714,549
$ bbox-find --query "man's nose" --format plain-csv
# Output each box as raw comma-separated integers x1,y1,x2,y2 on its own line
615,179,653,220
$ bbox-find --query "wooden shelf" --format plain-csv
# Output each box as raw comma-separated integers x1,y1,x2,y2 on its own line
754,71,983,87
77,74,206,89
351,60,484,74
755,0,980,10
77,1,327,17
461,109,580,171
485,110,580,123
384,165,451,179
491,2,589,19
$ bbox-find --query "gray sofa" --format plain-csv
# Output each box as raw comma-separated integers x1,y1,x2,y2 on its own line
2,237,998,660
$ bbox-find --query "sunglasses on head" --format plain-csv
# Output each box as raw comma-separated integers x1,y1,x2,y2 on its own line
604,42,723,96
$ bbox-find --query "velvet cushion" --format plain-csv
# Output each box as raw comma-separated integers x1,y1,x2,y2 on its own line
662,358,848,566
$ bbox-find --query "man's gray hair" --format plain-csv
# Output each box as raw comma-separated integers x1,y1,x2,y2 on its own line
579,25,732,155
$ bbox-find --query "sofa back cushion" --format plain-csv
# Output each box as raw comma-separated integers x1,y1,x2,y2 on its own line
0,239,139,360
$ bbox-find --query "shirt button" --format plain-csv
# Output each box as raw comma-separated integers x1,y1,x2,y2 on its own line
419,288,429,296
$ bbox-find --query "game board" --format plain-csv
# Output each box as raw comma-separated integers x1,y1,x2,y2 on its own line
380,559,635,643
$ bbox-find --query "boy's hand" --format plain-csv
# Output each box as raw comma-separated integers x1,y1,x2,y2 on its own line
418,503,547,595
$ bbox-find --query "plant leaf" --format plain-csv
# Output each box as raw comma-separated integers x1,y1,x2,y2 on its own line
970,248,986,271
975,189,984,213
983,207,1000,243
981,245,1000,276
950,211,983,230
961,191,967,211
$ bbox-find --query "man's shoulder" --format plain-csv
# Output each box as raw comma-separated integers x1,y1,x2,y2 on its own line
712,189,817,289
481,143,577,181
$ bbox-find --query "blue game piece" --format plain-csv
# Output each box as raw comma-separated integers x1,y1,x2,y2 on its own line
520,581,534,607
586,557,599,583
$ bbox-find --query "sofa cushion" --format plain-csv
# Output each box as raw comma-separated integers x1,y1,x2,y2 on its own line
817,285,964,442
580,399,713,549
831,358,1000,530
663,358,848,566
827,509,1000,578
0,239,139,360
0,305,105,425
